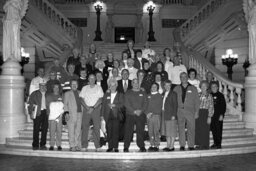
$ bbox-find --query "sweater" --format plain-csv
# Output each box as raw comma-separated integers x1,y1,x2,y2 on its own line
145,93,163,115
124,89,148,115
211,91,226,119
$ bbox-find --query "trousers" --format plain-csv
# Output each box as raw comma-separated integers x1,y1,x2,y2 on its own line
67,112,82,148
49,116,63,147
32,110,48,147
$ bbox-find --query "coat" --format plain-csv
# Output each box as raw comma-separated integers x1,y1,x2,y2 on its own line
64,90,82,123
101,91,124,121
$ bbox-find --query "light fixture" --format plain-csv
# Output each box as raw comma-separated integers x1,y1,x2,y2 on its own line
221,49,238,80
20,47,30,74
94,0,103,11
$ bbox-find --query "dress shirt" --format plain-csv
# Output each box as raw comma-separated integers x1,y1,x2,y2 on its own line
128,67,138,80
41,92,46,110
142,48,155,60
168,64,187,84
162,91,169,110
110,92,117,104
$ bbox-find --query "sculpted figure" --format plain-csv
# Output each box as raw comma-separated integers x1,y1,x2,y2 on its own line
2,0,28,61
244,0,256,66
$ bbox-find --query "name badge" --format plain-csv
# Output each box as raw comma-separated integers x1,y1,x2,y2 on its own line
148,96,151,99
139,94,143,97
107,96,111,99
187,90,192,93
213,96,217,99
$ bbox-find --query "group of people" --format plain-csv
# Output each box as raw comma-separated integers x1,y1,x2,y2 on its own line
27,40,226,152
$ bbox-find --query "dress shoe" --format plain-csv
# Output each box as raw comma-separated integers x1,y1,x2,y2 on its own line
210,144,217,149
123,148,129,152
139,147,147,152
57,146,62,151
163,147,171,152
106,148,114,152
216,145,222,149
40,146,47,150
154,147,159,152
49,146,54,151
32,147,39,150
148,146,155,152
180,146,185,151
188,147,195,151
114,148,119,152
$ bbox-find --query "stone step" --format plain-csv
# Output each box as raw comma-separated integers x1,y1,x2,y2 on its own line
6,136,256,150
2,143,256,159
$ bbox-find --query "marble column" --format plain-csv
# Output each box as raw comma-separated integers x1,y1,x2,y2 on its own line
244,67,256,134
0,59,26,144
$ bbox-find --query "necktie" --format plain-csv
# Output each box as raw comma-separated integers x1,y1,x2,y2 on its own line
41,93,46,110
124,81,128,92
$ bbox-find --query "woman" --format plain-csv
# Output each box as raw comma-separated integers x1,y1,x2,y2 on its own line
163,48,174,72
154,61,168,82
145,83,163,152
123,39,137,59
62,63,79,93
137,70,148,93
142,41,156,61
188,68,201,92
87,43,99,70
75,55,92,77
195,80,214,150
210,81,226,149
46,82,64,151
105,52,114,70
108,68,121,84
101,79,124,152
94,60,109,82
161,80,178,151
155,73,164,94
122,51,129,69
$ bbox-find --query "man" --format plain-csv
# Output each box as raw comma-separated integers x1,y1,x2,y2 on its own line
62,63,79,93
77,69,88,91
210,81,226,149
168,56,187,89
80,74,104,152
29,67,48,95
117,69,132,141
127,58,138,80
101,79,124,152
64,79,83,152
124,78,148,152
174,72,200,151
46,71,60,94
117,69,132,94
28,82,48,150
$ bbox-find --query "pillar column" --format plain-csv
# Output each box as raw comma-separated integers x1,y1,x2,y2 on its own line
244,66,256,134
0,59,26,144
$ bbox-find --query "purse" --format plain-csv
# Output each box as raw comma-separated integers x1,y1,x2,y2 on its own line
62,111,69,125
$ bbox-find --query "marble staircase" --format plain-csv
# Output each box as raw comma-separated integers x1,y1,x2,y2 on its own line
2,114,256,159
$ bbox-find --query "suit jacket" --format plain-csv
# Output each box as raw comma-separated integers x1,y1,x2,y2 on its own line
134,57,148,70
174,85,200,116
28,90,44,117
101,92,124,121
64,90,82,123
100,80,108,93
163,91,178,120
117,79,132,94
123,48,137,58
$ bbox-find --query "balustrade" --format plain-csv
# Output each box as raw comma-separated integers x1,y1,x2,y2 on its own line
162,0,184,5
65,0,88,3
32,0,79,39
180,0,228,40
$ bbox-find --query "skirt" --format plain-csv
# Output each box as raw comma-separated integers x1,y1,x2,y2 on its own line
164,120,177,137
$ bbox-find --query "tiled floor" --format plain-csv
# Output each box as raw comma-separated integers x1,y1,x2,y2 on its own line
1,153,256,171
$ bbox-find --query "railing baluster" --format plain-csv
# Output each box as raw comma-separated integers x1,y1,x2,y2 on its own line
236,88,242,112
229,85,234,107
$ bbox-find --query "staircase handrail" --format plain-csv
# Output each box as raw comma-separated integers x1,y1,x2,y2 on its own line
31,0,82,43
179,0,229,40
173,28,244,113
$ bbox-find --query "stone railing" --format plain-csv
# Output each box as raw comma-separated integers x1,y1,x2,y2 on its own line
65,0,89,3
31,0,80,40
173,29,244,118
179,0,228,40
162,0,184,5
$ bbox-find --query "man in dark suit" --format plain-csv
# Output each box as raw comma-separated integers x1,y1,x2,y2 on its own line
117,69,132,94
101,79,124,152
134,50,148,70
117,69,132,141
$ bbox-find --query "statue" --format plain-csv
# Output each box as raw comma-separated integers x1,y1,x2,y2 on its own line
2,0,28,62
244,0,256,67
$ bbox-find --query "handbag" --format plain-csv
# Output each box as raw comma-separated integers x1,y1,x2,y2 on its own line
62,111,69,125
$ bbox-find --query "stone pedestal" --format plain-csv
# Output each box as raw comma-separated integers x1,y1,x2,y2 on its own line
0,58,26,144
244,65,256,134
